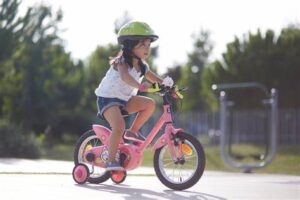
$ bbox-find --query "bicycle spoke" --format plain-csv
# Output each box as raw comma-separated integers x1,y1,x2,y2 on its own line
156,137,202,185
163,161,175,167
77,133,107,179
181,161,196,167
163,158,174,162
184,155,197,159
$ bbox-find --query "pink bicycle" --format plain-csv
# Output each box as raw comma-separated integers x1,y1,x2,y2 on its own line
72,84,206,190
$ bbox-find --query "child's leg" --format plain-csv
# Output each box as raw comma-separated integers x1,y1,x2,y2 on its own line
103,106,125,162
125,95,155,133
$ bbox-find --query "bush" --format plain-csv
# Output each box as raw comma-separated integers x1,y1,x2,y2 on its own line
0,121,41,158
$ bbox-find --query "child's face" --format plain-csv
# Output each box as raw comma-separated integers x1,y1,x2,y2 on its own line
132,39,152,60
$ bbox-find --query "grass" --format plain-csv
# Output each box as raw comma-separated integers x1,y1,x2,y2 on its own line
41,144,74,161
42,143,300,175
204,145,300,175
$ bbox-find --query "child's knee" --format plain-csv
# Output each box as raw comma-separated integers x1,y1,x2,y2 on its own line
146,98,155,111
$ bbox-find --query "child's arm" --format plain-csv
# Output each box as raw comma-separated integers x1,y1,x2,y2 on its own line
117,63,141,88
145,70,163,84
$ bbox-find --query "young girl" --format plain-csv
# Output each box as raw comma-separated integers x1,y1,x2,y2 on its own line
95,21,173,171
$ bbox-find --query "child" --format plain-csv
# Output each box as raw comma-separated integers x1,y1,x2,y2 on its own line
95,21,173,171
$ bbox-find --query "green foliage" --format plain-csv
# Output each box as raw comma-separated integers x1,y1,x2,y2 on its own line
164,65,182,83
179,30,213,111
202,27,300,109
0,120,40,158
1,2,300,159
0,0,86,148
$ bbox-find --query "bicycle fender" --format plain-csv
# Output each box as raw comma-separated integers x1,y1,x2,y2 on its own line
92,125,111,145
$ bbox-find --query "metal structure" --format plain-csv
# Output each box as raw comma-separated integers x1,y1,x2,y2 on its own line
212,82,278,173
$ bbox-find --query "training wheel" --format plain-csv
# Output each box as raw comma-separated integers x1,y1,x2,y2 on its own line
111,170,127,184
72,164,89,184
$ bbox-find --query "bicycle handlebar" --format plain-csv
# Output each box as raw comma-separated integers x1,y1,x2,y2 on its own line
147,83,185,99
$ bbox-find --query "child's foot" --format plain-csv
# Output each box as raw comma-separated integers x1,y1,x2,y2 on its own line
124,130,146,143
105,161,124,171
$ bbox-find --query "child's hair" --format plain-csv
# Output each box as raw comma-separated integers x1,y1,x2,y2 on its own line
110,40,147,77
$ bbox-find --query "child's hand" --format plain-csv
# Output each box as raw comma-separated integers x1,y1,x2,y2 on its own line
138,82,161,93
162,76,174,87
148,82,161,93
138,82,151,92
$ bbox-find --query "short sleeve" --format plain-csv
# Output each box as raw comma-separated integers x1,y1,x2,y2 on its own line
113,56,125,65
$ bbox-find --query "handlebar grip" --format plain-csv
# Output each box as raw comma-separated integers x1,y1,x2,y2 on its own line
175,90,184,99
147,82,161,93
174,86,184,99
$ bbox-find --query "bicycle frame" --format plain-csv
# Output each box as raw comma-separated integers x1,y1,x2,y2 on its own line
73,86,206,189
92,101,184,170
147,105,184,151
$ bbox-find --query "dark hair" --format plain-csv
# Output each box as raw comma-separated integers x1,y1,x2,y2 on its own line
111,40,147,77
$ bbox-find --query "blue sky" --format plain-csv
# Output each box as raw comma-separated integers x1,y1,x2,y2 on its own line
23,0,300,74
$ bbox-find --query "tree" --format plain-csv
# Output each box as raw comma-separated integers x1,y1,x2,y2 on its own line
0,0,29,61
164,65,182,84
0,1,85,145
202,26,300,109
179,30,213,111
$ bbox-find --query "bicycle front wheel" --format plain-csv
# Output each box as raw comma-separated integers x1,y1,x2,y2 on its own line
153,132,205,190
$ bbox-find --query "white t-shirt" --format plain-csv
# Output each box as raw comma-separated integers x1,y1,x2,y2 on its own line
95,62,149,101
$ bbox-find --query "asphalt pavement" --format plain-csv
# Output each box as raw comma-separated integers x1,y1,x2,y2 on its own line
0,158,299,200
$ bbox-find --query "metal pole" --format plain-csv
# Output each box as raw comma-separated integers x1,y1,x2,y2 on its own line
216,83,278,172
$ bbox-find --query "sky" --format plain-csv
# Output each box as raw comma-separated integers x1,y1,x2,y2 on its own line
23,0,300,74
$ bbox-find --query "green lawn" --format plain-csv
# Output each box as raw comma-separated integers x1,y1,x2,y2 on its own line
203,145,300,175
41,144,74,161
42,143,300,175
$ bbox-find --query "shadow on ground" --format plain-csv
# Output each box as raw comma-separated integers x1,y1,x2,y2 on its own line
76,183,226,200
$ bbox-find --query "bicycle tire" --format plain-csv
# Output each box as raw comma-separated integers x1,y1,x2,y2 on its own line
153,131,205,190
74,130,110,184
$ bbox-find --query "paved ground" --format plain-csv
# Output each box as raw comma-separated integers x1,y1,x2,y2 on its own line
0,158,299,200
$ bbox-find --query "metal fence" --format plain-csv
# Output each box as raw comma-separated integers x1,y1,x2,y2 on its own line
141,109,300,145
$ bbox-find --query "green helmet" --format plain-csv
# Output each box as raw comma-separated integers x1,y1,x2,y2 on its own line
117,21,159,44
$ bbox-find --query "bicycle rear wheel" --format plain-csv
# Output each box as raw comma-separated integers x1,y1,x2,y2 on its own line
153,132,205,190
74,130,110,184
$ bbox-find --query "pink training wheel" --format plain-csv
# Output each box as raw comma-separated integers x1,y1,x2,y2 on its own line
72,164,89,184
111,170,127,184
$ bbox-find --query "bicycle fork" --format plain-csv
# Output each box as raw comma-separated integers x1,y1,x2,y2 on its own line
153,124,185,163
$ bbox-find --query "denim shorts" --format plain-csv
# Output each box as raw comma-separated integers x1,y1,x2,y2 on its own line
97,97,128,119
